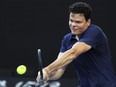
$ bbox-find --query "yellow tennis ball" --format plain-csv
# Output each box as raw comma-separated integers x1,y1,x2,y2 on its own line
16,65,27,75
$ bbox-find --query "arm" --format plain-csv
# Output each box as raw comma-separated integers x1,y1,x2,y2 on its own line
45,42,91,75
36,42,91,82
48,52,67,80
36,53,67,82
48,66,66,80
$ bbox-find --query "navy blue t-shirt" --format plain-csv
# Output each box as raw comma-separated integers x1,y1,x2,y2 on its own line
60,24,116,87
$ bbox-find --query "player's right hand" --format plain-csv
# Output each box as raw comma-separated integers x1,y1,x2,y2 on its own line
36,68,49,82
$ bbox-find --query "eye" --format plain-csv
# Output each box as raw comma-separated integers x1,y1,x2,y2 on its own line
69,19,73,22
75,21,82,23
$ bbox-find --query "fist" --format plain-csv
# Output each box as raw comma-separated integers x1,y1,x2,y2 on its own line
36,68,49,82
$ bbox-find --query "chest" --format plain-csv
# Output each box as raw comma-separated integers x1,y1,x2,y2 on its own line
66,39,78,50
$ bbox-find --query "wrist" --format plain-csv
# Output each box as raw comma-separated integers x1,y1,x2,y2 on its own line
43,67,50,81
44,67,50,75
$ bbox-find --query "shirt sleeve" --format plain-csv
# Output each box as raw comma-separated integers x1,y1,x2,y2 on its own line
79,28,105,49
60,36,68,52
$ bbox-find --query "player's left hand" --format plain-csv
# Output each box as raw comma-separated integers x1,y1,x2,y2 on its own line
36,68,49,82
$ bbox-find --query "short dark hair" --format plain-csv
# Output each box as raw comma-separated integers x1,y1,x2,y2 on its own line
69,2,92,21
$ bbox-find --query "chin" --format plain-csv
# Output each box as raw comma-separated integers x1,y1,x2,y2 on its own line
71,32,79,35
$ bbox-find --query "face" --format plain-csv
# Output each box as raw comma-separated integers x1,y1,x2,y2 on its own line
69,13,91,35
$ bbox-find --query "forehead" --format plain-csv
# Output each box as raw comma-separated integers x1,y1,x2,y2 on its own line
69,13,85,20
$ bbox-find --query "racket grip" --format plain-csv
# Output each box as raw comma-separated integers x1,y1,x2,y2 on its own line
39,79,44,86
37,80,49,87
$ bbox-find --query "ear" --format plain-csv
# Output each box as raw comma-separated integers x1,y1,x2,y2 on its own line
87,19,91,26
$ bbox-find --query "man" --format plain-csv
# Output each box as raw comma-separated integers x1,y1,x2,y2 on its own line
36,2,116,87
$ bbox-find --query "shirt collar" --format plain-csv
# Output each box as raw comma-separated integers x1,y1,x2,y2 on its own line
69,33,80,41
69,34,76,40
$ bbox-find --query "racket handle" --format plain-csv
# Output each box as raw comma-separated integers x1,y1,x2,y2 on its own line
37,81,49,87
39,79,44,85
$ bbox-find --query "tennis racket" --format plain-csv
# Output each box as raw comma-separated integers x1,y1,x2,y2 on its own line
37,49,49,87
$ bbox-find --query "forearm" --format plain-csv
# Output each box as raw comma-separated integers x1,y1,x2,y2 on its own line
45,42,91,74
48,67,66,80
45,49,77,74
36,42,91,82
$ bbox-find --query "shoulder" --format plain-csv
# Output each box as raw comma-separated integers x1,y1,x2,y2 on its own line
84,24,104,36
63,33,72,39
64,33,72,37
61,33,75,42
88,24,103,33
81,24,107,41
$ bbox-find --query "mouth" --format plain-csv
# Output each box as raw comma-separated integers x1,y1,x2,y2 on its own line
71,28,81,34
70,26,78,30
71,28,79,31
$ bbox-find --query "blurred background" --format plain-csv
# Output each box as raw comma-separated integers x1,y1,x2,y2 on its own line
0,0,116,87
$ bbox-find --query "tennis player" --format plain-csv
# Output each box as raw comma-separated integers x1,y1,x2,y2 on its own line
36,2,116,87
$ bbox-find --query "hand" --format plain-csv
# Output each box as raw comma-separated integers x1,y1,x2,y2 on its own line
36,68,49,83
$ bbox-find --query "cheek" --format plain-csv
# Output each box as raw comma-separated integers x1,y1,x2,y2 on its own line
79,23,85,28
69,21,71,25
69,22,72,28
